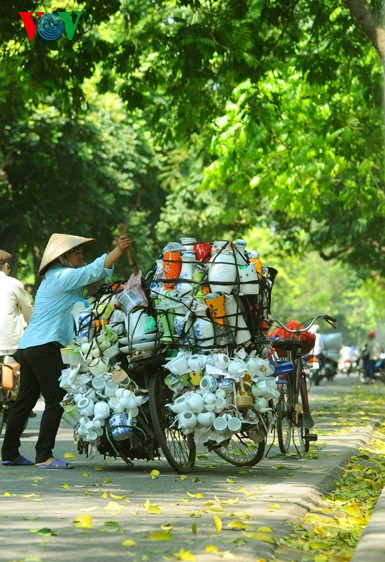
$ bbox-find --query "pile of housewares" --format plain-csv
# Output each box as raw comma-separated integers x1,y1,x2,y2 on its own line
59,236,280,456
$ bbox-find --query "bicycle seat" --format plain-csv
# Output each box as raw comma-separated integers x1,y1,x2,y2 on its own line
271,338,303,352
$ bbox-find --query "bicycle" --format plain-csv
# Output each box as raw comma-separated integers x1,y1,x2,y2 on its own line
269,314,336,455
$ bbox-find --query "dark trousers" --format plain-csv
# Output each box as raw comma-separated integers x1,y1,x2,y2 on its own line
363,358,376,379
1,342,66,464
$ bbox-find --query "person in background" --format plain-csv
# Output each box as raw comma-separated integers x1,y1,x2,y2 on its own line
360,331,383,384
1,232,130,468
309,324,326,369
0,249,33,361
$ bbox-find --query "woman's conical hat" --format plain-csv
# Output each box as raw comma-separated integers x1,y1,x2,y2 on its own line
38,233,96,276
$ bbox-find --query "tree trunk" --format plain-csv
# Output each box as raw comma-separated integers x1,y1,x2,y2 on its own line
342,0,385,64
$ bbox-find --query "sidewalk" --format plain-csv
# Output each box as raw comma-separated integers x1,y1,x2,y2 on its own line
1,390,385,561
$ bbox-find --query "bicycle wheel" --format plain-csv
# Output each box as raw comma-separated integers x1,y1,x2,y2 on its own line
213,426,266,467
294,361,310,453
276,378,293,454
148,371,196,474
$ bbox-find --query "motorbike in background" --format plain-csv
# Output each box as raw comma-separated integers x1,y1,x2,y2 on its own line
358,356,385,384
304,353,338,386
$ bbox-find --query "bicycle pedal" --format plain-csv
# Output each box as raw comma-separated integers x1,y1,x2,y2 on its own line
305,433,318,442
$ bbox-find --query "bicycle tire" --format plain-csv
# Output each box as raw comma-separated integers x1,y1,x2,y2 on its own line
294,361,310,453
213,427,266,466
276,378,293,454
148,371,196,474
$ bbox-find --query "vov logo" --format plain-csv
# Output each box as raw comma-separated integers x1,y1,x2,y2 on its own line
18,12,83,41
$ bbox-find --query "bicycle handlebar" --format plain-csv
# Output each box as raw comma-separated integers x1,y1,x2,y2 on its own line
269,314,336,333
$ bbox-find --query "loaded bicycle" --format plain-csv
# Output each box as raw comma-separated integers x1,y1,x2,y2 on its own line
269,314,337,455
62,234,280,473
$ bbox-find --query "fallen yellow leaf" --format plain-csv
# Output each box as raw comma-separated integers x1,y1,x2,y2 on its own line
121,539,137,547
213,516,222,533
247,532,276,544
226,520,253,530
205,545,220,553
64,452,75,458
148,505,162,514
149,531,172,542
173,548,196,561
186,492,204,498
104,501,124,513
73,515,93,529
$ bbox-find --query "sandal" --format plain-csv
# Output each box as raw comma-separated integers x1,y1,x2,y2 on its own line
2,455,33,466
36,458,74,469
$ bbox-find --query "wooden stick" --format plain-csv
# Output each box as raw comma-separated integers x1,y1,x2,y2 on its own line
117,223,139,275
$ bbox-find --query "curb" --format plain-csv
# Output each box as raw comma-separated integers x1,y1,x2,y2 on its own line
351,485,385,562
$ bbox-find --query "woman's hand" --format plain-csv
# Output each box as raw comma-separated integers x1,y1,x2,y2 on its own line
104,234,131,269
117,234,131,253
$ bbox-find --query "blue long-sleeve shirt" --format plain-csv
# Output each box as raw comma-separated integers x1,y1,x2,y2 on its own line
19,254,113,349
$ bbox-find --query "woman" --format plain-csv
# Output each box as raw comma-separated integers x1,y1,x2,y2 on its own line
1,231,130,468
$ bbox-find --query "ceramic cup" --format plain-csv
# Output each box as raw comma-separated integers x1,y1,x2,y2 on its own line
203,392,216,409
217,376,234,395
214,396,228,413
77,397,94,417
253,396,270,412
104,379,119,398
200,374,218,393
226,415,242,433
89,359,109,377
92,375,106,393
213,415,228,434
84,388,97,402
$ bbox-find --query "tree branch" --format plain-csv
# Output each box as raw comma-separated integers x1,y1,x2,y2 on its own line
319,245,352,260
342,0,385,63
